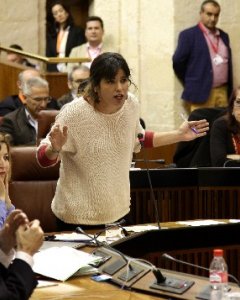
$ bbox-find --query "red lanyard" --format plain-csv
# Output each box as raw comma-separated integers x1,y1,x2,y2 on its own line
232,134,240,154
198,22,219,54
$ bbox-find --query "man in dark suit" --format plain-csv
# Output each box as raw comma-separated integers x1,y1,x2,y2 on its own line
0,69,59,117
0,77,50,146
0,209,43,300
173,0,232,112
57,65,90,108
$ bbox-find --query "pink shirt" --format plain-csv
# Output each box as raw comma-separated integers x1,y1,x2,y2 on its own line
199,22,228,88
84,43,102,68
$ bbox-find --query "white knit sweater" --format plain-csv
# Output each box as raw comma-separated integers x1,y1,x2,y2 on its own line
40,93,143,224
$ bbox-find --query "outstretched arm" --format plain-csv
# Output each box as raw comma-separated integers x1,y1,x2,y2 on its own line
152,119,209,147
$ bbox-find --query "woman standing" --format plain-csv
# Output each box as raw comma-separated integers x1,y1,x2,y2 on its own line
46,1,85,72
37,52,209,230
0,133,14,228
210,87,240,166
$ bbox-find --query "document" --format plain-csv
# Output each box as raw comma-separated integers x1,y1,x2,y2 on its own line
33,246,101,281
177,220,225,226
53,232,93,242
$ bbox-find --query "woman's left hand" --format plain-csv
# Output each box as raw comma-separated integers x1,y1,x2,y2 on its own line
0,174,12,209
178,119,209,141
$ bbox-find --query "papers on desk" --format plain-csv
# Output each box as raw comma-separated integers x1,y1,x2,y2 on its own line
123,225,160,232
226,154,240,160
37,280,58,288
33,246,101,281
177,220,225,226
54,232,93,242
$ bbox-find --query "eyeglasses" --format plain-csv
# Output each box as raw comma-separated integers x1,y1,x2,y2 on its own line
234,98,240,107
72,79,88,84
27,95,52,103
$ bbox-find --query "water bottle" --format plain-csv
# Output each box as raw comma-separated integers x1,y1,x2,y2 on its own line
209,249,228,300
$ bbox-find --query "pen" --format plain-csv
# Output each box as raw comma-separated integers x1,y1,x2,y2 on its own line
180,113,199,134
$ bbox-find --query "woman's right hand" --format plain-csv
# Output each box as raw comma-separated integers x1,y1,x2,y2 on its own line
48,124,68,153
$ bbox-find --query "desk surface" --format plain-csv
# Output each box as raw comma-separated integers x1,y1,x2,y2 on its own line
31,220,240,300
31,269,240,300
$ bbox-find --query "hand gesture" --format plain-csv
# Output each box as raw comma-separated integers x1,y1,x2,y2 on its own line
0,210,29,254
16,219,44,256
49,124,68,153
0,173,12,209
178,119,209,141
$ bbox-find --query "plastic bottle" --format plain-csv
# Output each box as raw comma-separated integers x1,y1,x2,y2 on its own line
209,249,228,300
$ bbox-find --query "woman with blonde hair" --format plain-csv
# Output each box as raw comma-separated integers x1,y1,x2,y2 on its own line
0,133,14,228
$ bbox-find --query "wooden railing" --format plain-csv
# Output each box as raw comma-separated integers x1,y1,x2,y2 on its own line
0,46,91,99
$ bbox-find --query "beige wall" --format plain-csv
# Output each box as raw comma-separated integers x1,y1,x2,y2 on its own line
0,0,240,131
0,0,45,56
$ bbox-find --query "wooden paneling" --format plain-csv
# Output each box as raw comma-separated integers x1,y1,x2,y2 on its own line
0,59,68,100
0,59,25,100
42,72,68,99
134,143,177,168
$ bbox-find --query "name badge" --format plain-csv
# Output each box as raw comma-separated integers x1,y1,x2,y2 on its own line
213,54,224,65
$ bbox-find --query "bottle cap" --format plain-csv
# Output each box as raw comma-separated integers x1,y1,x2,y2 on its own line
213,249,223,256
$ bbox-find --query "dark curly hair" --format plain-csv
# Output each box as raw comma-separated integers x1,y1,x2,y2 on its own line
83,52,134,104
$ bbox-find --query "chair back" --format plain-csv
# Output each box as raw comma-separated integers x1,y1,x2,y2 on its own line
173,107,226,167
9,146,60,232
37,110,59,145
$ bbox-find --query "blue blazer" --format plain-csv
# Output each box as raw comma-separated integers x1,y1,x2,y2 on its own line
173,25,233,104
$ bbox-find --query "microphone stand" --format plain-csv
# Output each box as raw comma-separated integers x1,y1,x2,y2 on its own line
137,133,161,229
162,253,240,287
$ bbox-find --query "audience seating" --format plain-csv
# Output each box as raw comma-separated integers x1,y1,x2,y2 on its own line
9,146,60,232
173,107,226,167
37,110,59,145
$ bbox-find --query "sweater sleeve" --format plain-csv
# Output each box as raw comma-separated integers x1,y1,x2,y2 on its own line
0,201,9,229
36,144,58,168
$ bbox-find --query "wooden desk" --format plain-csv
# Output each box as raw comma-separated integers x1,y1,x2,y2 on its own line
30,266,239,300
31,221,240,299
129,168,240,225
112,220,240,283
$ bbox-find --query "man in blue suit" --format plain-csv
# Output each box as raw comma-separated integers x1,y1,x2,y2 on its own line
173,0,233,112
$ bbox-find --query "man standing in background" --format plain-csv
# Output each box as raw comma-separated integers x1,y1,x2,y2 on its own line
173,0,233,112
67,16,115,72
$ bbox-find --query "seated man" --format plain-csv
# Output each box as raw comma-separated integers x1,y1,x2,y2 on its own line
58,65,90,108
0,69,59,117
0,209,43,300
0,77,51,146
6,44,39,69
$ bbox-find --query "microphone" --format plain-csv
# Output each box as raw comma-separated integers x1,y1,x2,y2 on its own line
137,133,161,230
162,253,240,287
76,219,129,246
94,219,130,240
137,133,145,148
76,224,134,274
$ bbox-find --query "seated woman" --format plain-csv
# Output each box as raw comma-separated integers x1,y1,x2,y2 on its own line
210,86,240,167
0,133,14,228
